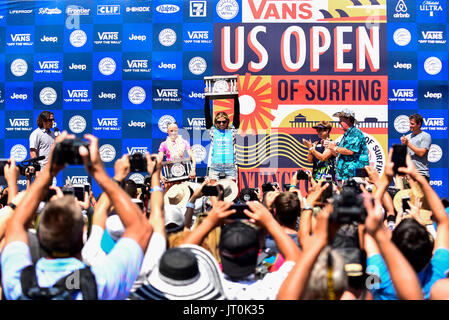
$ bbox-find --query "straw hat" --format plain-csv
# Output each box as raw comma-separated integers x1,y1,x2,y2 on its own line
216,179,239,202
393,189,433,225
130,245,226,300
164,183,190,208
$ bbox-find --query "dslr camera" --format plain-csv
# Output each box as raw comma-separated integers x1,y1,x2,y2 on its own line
53,138,90,165
261,182,279,193
129,152,147,172
330,187,367,224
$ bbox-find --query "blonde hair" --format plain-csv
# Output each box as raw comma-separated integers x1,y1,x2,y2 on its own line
193,213,221,263
214,112,230,128
166,123,186,160
303,246,348,300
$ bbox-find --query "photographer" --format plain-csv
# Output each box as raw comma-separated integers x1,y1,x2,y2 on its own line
364,150,449,299
1,131,153,300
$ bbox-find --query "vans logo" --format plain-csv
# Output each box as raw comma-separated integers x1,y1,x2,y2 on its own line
156,89,178,98
97,118,118,126
9,118,29,126
127,147,148,154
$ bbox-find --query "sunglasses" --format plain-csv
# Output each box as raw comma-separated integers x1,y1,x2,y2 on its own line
216,120,228,124
45,118,55,122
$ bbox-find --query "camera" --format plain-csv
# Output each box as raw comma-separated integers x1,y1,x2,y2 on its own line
342,178,364,194
202,185,219,196
296,170,309,180
355,167,368,178
239,188,259,202
228,204,250,220
261,182,279,193
53,138,90,165
330,187,367,224
0,158,42,177
392,144,407,175
129,152,147,172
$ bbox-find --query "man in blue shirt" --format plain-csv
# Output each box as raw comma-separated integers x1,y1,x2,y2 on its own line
365,153,449,299
1,131,154,300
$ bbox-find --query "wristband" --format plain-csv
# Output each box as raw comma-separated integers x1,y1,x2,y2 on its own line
112,178,122,186
186,202,195,209
303,203,313,211
150,186,163,193
8,203,16,210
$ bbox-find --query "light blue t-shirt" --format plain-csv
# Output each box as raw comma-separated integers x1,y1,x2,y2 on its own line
1,237,144,300
211,128,234,164
367,248,449,300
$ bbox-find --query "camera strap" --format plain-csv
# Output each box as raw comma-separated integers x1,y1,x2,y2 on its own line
327,250,336,300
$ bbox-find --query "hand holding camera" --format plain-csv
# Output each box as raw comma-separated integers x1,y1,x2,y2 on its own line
113,154,131,182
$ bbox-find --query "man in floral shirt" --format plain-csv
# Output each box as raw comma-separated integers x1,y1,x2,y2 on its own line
326,109,369,181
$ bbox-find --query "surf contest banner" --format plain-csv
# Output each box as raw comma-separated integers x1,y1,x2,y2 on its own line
0,0,447,197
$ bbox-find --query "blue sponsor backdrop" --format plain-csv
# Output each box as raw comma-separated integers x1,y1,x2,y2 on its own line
0,0,447,198
388,0,449,197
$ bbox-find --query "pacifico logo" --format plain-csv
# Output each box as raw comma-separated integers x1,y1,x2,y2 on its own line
10,59,28,77
10,144,28,162
39,87,57,105
98,57,116,76
424,56,442,75
158,115,176,133
68,115,87,133
158,28,176,47
428,144,443,163
191,144,207,162
99,144,116,162
69,29,87,47
393,28,411,46
216,0,239,20
393,115,410,133
128,86,146,105
188,56,207,75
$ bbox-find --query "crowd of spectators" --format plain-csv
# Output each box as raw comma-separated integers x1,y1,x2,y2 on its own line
0,130,448,301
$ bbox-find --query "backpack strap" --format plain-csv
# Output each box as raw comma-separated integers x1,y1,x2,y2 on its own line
20,265,98,300
53,267,98,300
20,265,39,297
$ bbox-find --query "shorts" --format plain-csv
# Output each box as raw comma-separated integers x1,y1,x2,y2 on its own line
208,163,237,180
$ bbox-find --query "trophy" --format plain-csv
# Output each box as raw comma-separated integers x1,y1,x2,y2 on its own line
204,75,239,99
162,158,193,183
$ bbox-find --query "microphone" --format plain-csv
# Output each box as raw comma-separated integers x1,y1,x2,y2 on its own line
54,127,60,137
